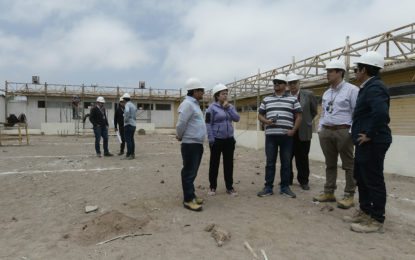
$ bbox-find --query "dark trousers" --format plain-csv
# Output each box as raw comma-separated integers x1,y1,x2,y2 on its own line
124,125,136,156
209,138,235,190
265,135,293,189
290,132,311,185
354,142,390,223
119,126,125,152
93,126,109,154
181,143,203,202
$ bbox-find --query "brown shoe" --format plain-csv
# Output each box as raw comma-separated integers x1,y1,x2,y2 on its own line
343,209,370,223
312,192,336,202
183,199,202,211
350,218,384,233
194,196,204,205
337,194,355,209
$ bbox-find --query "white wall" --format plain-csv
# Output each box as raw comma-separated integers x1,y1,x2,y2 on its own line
235,131,415,178
0,96,5,122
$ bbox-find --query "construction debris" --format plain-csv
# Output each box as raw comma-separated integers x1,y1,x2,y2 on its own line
85,205,99,213
204,224,231,247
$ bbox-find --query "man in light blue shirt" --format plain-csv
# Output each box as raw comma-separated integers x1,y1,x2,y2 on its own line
123,93,137,159
313,60,359,209
176,77,207,211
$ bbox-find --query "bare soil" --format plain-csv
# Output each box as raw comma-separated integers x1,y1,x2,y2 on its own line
0,134,414,260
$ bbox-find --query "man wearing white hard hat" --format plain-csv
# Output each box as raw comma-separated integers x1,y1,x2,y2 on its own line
114,96,126,155
89,96,113,157
313,59,358,209
257,74,302,199
205,83,240,196
287,73,318,191
176,78,207,211
343,51,391,233
122,93,137,159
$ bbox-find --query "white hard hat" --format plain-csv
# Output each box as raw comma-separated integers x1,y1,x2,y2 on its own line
325,60,346,71
96,96,105,103
355,51,384,69
286,73,302,82
119,97,124,102
122,93,131,99
272,74,287,83
185,77,205,91
212,83,228,96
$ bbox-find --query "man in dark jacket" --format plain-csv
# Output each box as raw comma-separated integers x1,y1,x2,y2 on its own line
343,51,392,233
89,96,113,157
287,73,318,190
114,97,126,155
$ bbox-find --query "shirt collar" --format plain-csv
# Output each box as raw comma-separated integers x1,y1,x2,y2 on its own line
330,80,345,91
273,93,289,98
360,76,374,88
186,96,199,104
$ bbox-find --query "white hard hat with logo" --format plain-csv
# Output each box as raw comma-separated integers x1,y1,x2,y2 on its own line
272,74,287,83
185,77,205,91
355,51,384,69
286,73,302,82
325,60,346,71
212,83,228,96
96,96,105,103
122,93,131,99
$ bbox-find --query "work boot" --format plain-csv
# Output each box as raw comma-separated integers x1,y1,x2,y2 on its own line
350,218,384,233
312,192,336,202
337,193,355,209
96,153,102,158
126,154,135,160
118,151,124,156
183,199,202,211
343,209,370,223
194,197,204,205
104,152,113,157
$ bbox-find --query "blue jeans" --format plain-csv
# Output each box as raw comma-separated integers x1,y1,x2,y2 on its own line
124,125,136,156
93,126,109,154
264,134,293,189
181,143,203,202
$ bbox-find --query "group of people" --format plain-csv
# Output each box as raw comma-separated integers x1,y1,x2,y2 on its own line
176,51,392,234
89,93,137,159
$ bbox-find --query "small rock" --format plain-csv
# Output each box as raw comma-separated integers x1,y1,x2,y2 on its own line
251,181,255,184
85,205,99,213
256,172,261,175
255,165,260,168
156,169,160,173
204,223,216,232
211,226,231,247
161,164,165,167
11,216,18,222
62,234,70,239
160,180,165,184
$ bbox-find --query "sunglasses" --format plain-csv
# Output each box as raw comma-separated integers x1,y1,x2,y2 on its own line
273,80,287,85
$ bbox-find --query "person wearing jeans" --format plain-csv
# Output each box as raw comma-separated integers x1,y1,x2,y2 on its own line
176,78,207,212
122,93,137,159
257,74,302,199
89,96,113,157
206,83,240,196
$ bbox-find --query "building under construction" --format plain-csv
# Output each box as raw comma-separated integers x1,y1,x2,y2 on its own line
1,23,414,136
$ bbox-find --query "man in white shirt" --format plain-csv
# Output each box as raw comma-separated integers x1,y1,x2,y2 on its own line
313,60,359,209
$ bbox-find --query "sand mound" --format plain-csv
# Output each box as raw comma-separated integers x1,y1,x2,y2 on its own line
68,210,150,245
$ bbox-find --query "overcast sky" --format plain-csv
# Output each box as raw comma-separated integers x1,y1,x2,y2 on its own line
0,0,414,91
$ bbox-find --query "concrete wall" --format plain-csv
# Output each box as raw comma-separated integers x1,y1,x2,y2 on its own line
0,96,5,122
235,131,415,178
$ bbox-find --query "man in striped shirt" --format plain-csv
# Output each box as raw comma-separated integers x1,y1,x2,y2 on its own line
313,60,359,209
257,74,303,198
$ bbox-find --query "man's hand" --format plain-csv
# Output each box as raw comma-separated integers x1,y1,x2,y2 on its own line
357,133,371,145
286,129,296,136
114,128,118,132
267,119,275,126
222,101,230,109
176,135,182,141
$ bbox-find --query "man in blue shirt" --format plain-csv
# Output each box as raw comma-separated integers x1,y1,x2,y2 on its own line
122,93,137,160
343,51,392,233
176,78,207,211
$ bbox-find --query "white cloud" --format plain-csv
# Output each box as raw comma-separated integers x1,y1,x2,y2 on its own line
162,0,415,88
0,15,156,74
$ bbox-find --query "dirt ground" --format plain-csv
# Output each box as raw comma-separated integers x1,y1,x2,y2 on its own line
0,134,414,260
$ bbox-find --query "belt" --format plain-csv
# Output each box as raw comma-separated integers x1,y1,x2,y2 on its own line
323,124,351,130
